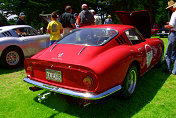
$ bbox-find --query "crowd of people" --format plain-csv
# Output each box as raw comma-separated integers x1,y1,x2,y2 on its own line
44,4,113,46
16,4,113,46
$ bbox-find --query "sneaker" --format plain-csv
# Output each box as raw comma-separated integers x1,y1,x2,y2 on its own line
172,72,176,75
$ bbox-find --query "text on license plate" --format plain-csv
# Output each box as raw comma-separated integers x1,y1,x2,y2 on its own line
46,69,62,82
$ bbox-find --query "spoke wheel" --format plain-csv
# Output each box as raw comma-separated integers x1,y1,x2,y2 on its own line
1,47,23,68
6,51,20,66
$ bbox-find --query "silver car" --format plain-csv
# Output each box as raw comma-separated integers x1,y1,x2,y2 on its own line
0,25,50,68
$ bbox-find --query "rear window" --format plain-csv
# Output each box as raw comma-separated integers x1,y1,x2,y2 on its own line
57,28,118,46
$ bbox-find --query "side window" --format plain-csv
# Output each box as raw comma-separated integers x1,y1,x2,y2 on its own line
26,28,38,36
125,28,143,45
14,27,38,37
29,28,39,35
14,28,25,37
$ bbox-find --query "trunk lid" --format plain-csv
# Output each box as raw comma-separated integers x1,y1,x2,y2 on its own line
32,43,103,66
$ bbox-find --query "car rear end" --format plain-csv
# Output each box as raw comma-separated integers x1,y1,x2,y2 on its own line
24,58,102,99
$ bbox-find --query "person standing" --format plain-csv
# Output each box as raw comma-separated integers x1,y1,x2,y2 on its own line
59,5,76,35
164,3,176,74
77,4,94,27
166,0,176,62
16,12,26,25
90,9,102,25
47,12,63,46
16,12,26,35
167,0,175,20
74,13,80,28
104,15,113,24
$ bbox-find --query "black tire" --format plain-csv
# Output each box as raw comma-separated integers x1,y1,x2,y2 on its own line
156,49,164,67
1,47,24,68
160,35,164,38
120,64,138,98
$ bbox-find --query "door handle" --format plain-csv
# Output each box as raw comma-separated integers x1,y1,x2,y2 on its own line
138,47,143,51
138,47,143,54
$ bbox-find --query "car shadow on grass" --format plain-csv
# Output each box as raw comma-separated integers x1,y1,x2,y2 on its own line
0,66,24,75
33,65,170,118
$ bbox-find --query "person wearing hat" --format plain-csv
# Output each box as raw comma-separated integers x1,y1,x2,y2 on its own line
16,12,26,36
166,0,175,20
164,3,176,74
74,13,80,28
77,4,94,27
16,12,26,25
104,15,112,24
59,5,76,35
166,0,176,62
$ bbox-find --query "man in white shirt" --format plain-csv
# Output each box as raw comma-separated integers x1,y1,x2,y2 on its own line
165,3,176,74
90,9,102,25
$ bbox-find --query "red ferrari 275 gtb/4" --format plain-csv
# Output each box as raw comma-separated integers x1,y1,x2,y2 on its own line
23,10,164,100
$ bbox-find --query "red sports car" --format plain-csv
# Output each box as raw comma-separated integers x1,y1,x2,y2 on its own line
23,10,164,100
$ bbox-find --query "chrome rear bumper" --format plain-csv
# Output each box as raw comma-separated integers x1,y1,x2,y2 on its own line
23,77,121,100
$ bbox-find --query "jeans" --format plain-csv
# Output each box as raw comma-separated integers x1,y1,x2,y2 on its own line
165,32,176,74
171,47,176,60
49,40,56,46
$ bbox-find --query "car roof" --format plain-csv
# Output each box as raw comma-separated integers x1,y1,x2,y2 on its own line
0,25,31,33
80,24,135,31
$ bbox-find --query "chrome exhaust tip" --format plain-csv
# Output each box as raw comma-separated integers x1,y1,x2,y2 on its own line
29,86,43,91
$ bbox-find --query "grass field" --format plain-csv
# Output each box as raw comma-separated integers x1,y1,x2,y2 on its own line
0,36,176,118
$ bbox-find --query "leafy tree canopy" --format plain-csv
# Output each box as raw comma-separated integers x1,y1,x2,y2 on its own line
0,0,170,29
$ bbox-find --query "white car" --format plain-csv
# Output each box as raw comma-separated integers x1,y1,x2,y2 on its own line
0,25,50,68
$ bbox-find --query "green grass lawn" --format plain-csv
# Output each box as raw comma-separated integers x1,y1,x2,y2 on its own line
0,36,176,118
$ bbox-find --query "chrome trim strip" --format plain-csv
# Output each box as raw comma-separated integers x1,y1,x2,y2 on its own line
50,43,57,52
78,46,87,55
23,77,122,100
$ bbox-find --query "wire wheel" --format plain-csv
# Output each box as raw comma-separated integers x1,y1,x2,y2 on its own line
1,47,23,68
6,51,20,66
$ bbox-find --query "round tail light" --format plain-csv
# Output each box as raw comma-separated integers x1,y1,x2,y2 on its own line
26,66,33,77
83,76,93,89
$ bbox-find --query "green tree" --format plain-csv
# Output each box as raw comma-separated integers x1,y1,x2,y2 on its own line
0,0,171,28
0,13,8,26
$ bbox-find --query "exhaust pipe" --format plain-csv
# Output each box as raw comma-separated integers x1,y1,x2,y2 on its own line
29,86,43,91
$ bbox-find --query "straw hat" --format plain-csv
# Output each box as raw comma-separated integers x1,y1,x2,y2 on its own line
166,0,175,9
108,15,111,18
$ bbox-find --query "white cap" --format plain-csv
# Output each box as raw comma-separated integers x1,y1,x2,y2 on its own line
19,12,25,17
90,9,95,13
82,4,88,8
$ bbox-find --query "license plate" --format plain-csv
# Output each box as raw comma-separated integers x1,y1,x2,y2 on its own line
46,69,62,82
162,31,165,33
